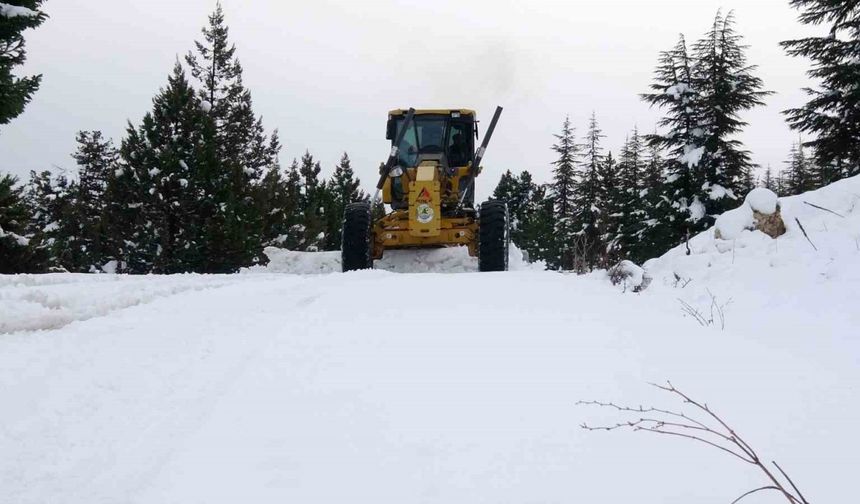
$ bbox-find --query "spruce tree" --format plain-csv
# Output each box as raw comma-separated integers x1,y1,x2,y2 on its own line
762,164,778,193
784,140,815,195
572,112,605,271
325,152,365,251
492,169,531,247
635,142,672,262
257,159,292,249
185,3,280,269
284,159,306,250
550,116,580,270
614,129,647,262
0,1,47,129
598,150,623,266
299,151,326,251
1,173,46,272
782,0,860,181
118,63,209,273
493,169,547,261
24,170,74,270
492,170,520,210
693,11,771,210
70,131,118,271
519,182,556,266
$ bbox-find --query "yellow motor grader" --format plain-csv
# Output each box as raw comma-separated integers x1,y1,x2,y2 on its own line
341,107,509,272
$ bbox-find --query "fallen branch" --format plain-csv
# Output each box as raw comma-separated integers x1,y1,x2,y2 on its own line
803,201,844,218
794,218,817,251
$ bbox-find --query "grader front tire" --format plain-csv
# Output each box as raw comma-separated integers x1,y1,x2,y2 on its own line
341,202,374,272
478,200,510,272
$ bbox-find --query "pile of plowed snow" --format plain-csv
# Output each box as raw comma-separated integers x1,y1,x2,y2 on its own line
640,175,860,335
0,274,234,333
249,243,537,274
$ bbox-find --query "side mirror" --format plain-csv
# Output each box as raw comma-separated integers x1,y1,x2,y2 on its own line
386,118,396,140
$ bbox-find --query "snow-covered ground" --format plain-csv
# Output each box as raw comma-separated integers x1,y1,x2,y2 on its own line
2,178,858,504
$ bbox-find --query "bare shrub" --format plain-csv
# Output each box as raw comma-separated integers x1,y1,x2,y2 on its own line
679,290,731,330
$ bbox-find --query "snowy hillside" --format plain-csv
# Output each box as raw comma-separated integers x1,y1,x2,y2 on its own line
1,179,858,504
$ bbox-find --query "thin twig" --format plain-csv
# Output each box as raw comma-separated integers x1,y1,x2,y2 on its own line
794,218,817,251
635,425,755,463
803,201,844,218
579,382,811,504
731,486,783,504
773,461,810,504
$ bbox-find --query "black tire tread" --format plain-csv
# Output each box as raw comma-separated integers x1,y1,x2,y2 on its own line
342,202,373,272
478,200,509,272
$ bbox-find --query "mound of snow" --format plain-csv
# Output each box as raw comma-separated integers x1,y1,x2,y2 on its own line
644,175,860,333
607,260,651,292
746,187,778,214
713,203,754,240
249,244,538,275
713,187,779,240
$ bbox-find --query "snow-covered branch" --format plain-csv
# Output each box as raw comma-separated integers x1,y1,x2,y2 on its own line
0,3,38,18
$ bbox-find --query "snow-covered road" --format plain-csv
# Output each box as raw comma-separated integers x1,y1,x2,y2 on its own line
2,266,857,504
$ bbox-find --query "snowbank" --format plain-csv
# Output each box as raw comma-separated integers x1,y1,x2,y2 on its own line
644,175,860,335
247,243,538,275
0,274,232,333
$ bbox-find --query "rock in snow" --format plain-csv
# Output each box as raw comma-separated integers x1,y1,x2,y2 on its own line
714,187,784,240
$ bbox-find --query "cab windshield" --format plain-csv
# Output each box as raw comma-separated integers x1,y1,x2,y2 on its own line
394,115,473,168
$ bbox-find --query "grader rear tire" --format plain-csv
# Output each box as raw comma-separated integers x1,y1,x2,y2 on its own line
341,202,373,272
478,200,510,272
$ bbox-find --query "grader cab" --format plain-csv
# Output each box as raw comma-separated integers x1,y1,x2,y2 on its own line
341,107,509,272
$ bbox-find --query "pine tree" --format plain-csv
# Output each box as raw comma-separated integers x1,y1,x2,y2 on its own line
550,116,580,270
572,112,605,271
0,1,47,129
693,11,771,211
325,152,366,251
1,172,46,272
642,35,707,251
782,0,860,181
184,3,280,269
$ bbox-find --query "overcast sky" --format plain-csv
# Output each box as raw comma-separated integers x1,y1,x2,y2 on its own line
1,0,815,199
